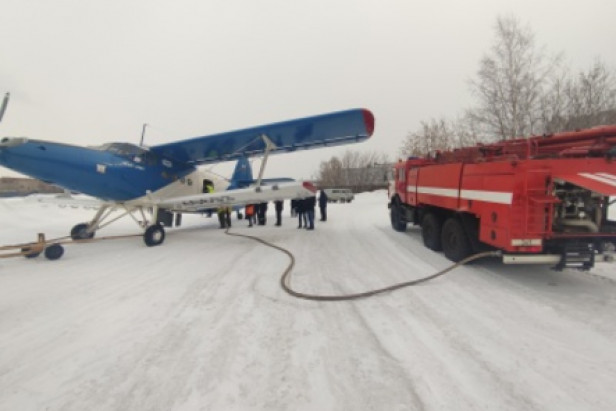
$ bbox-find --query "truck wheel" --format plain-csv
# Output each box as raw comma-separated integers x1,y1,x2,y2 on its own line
422,213,443,251
390,201,407,232
71,223,95,240
441,218,472,262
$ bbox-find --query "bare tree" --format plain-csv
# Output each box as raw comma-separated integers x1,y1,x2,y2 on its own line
316,155,343,188
538,67,570,134
404,16,616,152
468,15,559,140
314,150,390,191
564,59,616,129
538,59,616,133
399,118,453,158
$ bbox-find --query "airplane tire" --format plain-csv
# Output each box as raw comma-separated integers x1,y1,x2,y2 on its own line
144,224,165,247
71,223,95,240
44,244,64,260
441,218,472,262
21,247,41,259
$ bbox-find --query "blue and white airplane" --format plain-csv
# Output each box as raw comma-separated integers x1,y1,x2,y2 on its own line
0,93,374,246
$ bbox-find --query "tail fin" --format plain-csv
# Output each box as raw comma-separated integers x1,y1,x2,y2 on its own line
228,156,253,189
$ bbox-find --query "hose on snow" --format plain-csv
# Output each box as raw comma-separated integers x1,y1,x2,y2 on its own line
225,228,501,302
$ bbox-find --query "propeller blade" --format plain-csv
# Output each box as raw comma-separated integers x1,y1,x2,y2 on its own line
0,93,9,123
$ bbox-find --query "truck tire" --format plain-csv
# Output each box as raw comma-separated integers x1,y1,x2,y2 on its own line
441,218,472,262
390,201,407,232
422,213,443,251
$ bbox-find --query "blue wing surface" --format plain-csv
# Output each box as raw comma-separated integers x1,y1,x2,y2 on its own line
149,108,374,165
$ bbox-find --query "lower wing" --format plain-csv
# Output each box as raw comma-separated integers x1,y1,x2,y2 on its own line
150,181,316,213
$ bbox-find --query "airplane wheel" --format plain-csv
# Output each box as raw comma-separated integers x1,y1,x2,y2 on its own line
44,244,64,260
71,223,95,240
422,212,443,251
21,247,41,259
144,224,165,247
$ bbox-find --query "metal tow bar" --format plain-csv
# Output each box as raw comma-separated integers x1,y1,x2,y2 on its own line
0,232,143,261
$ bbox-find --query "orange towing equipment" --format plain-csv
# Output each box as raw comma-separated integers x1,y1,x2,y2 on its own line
388,125,616,270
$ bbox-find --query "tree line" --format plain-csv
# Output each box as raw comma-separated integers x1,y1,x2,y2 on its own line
314,15,616,190
315,150,390,192
400,15,616,157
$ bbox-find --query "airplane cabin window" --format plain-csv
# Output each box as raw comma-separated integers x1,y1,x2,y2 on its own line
95,143,158,165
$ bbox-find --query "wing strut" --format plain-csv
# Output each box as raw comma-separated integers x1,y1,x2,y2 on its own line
255,134,276,188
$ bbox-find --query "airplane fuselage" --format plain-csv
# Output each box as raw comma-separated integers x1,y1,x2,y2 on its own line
0,106,373,249
0,137,226,201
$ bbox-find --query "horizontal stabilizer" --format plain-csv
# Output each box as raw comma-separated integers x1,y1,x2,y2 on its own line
150,108,374,165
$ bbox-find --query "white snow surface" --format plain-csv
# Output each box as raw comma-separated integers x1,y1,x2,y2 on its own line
1,191,616,411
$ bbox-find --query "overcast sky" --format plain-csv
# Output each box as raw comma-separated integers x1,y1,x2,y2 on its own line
1,0,615,180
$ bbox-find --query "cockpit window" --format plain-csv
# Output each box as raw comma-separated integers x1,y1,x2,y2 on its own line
94,143,158,165
95,143,147,156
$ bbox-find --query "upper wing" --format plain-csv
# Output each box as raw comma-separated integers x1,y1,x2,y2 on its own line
149,108,374,165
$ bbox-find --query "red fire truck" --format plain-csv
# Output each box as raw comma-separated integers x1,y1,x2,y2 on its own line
388,126,616,270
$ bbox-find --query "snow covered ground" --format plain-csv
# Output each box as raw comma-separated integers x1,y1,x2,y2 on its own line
1,191,616,411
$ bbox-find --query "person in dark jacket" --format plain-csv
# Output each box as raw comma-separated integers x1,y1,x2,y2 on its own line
274,200,284,226
305,195,316,230
290,199,298,217
257,202,268,225
318,189,328,221
297,198,306,228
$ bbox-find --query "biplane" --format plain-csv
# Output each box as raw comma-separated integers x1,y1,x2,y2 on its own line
0,93,374,246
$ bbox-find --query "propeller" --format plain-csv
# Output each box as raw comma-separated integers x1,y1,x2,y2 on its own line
0,93,9,123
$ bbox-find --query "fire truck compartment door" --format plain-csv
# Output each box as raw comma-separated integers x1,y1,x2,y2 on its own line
553,172,616,196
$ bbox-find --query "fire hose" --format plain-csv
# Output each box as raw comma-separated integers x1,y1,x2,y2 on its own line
225,228,502,301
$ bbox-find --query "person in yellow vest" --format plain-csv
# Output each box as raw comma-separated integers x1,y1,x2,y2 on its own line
217,206,231,229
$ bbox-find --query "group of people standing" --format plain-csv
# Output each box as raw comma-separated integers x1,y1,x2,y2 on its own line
291,189,328,230
238,189,329,230
243,202,269,227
